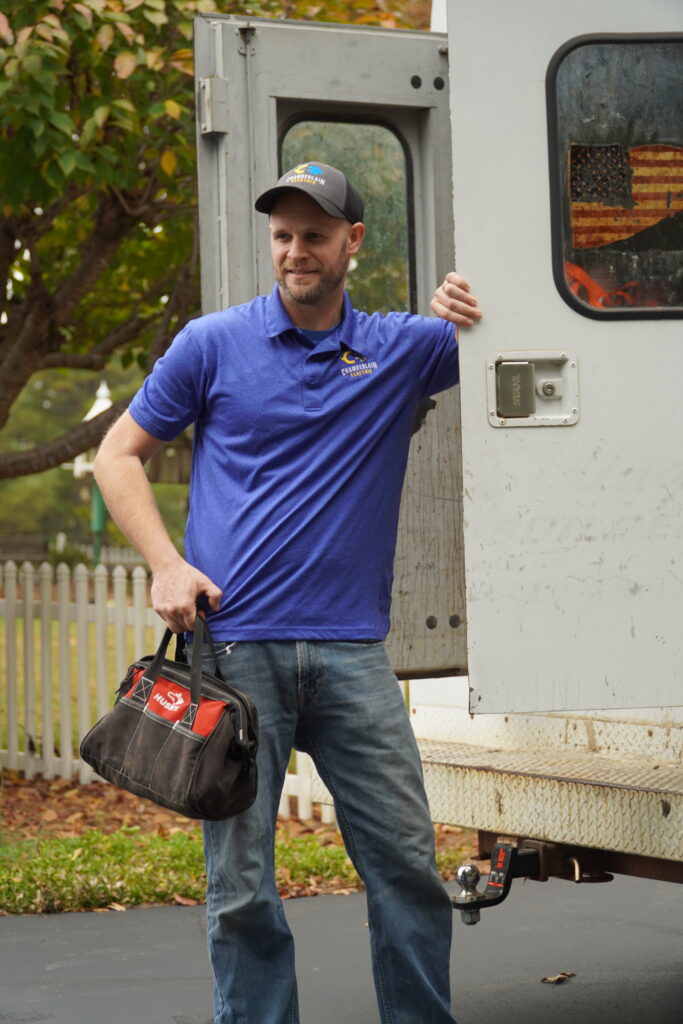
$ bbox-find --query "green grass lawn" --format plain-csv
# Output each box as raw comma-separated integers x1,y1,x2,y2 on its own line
0,824,468,915
0,826,360,914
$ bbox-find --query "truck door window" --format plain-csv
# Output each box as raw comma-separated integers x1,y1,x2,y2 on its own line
548,36,683,318
281,121,413,314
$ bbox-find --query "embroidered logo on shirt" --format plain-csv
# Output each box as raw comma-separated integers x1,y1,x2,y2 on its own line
340,346,378,380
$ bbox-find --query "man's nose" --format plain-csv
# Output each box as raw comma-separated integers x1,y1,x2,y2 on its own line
287,236,308,259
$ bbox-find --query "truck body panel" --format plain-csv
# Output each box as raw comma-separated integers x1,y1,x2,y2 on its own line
194,8,683,880
447,0,683,714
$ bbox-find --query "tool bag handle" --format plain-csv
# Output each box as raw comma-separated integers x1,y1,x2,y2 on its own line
142,615,222,708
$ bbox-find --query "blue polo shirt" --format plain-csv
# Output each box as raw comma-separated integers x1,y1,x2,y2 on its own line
128,285,458,640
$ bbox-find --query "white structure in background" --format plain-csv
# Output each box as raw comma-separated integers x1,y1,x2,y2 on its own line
68,381,112,479
430,0,446,31
0,559,322,820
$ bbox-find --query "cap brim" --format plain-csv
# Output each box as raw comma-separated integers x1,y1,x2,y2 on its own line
254,185,346,219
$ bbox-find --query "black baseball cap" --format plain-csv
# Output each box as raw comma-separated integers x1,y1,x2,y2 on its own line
255,162,364,223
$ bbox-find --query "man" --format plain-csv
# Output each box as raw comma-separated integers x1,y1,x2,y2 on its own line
94,161,481,1024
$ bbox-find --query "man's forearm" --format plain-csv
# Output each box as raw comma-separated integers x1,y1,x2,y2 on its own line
94,450,182,574
94,412,222,631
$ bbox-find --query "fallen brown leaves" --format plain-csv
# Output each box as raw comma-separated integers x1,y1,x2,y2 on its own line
2,770,476,851
1,770,478,904
433,823,480,876
1,769,201,841
277,866,358,900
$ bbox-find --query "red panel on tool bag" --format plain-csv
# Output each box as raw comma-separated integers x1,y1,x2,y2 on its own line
124,668,228,735
148,678,190,722
192,697,228,737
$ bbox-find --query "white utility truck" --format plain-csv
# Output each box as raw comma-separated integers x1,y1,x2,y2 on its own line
193,0,682,921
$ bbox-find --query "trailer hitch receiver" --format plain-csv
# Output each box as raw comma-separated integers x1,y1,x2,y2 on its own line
452,842,542,924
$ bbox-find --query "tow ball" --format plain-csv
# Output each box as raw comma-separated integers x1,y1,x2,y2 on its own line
453,841,543,925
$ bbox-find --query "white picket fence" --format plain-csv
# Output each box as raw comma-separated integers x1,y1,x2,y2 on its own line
0,560,331,822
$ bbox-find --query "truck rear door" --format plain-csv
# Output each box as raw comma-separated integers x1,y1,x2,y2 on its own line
193,14,465,678
447,0,683,711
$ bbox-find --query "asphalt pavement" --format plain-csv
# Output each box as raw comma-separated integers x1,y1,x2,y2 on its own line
1,876,681,1024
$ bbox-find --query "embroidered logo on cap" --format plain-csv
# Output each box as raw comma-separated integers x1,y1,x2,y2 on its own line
285,163,326,187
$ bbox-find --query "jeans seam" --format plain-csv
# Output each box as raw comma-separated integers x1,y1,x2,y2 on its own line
368,906,393,1024
299,728,393,1024
295,641,304,712
204,821,227,1019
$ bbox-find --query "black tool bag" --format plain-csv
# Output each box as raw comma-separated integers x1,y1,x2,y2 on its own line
80,616,258,821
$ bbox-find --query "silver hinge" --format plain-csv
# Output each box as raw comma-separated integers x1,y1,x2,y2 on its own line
198,75,229,136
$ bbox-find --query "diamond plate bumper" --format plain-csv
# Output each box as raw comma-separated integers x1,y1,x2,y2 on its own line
307,739,683,863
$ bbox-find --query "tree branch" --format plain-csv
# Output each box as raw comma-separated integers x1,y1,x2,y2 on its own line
39,312,159,370
52,193,134,324
0,398,130,480
111,176,159,220
0,217,18,317
145,225,200,371
19,183,85,247
0,286,59,430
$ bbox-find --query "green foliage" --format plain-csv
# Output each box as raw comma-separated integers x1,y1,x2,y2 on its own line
0,823,361,914
0,469,83,539
213,1,429,29
0,366,187,546
0,819,467,915
0,365,98,542
0,0,201,208
0,0,429,486
0,826,207,914
0,0,215,481
275,830,357,884
0,0,202,336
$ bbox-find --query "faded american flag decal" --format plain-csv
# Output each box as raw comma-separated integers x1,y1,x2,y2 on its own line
570,143,683,249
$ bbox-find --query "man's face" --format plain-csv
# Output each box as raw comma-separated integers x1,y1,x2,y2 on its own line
269,193,363,308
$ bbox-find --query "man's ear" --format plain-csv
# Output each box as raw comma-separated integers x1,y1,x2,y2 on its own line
347,222,365,254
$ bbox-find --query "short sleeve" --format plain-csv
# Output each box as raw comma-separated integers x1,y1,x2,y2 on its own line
128,323,206,441
415,318,459,399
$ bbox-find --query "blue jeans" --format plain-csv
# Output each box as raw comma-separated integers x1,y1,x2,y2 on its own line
189,639,456,1024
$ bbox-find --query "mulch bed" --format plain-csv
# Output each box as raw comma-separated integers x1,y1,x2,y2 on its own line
2,768,476,847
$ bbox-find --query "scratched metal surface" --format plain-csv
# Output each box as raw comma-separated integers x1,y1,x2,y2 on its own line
306,734,683,860
450,0,683,713
419,739,683,793
419,739,683,860
387,384,467,678
410,692,683,763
